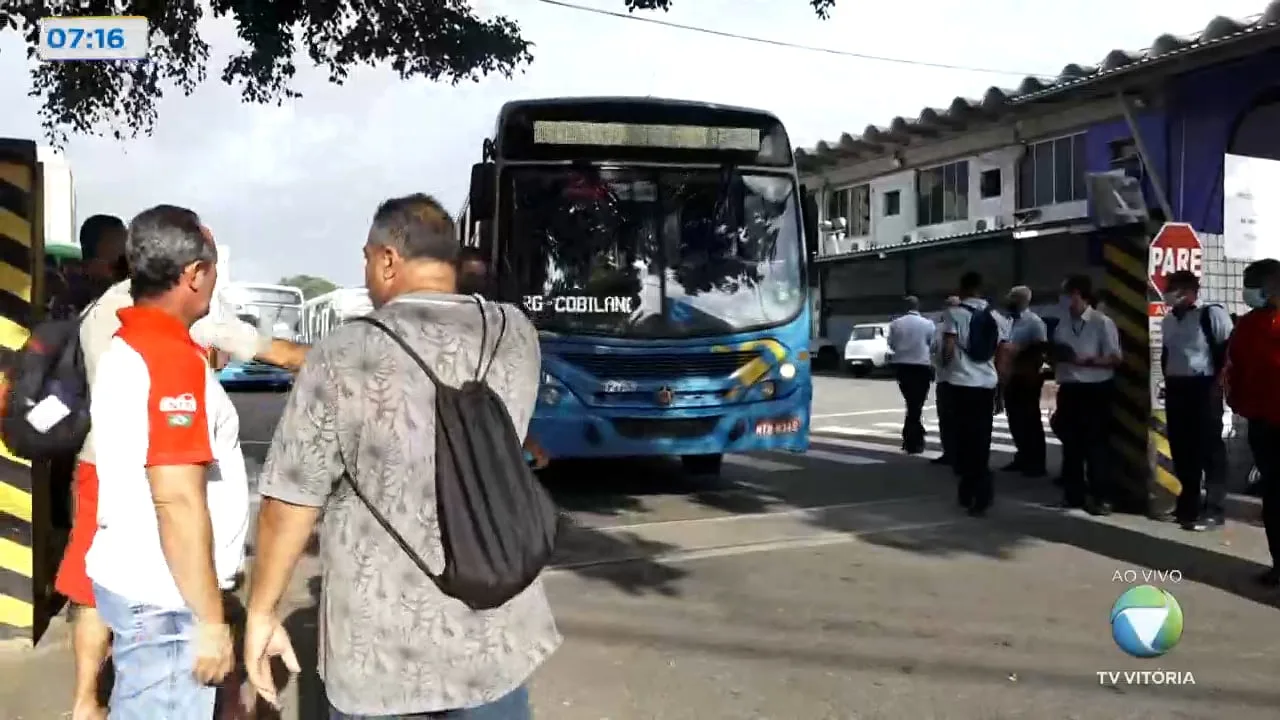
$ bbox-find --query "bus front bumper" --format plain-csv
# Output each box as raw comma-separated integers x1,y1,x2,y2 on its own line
530,393,811,460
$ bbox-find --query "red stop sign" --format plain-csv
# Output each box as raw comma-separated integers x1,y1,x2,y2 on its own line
1148,222,1203,295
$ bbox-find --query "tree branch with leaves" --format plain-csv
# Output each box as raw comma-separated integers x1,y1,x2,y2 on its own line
2,0,835,143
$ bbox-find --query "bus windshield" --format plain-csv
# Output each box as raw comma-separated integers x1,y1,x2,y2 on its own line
225,285,303,339
507,166,804,338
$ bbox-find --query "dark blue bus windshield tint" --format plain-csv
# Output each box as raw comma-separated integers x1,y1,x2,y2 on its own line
506,167,804,338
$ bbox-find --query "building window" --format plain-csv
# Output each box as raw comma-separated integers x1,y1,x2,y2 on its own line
979,169,1002,198
883,190,900,217
1016,133,1087,209
916,160,969,226
826,184,871,236
1109,138,1143,180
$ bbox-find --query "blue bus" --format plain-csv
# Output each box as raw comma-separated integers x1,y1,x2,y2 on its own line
464,97,818,475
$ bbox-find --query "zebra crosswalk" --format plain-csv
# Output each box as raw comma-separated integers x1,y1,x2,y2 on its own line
725,412,1058,473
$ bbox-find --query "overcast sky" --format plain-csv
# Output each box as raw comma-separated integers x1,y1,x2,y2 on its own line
0,0,1266,286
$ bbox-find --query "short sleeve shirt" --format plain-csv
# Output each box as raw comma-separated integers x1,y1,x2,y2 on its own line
941,298,1010,389
85,306,249,608
1162,304,1233,377
1052,307,1121,383
78,280,270,464
256,293,560,716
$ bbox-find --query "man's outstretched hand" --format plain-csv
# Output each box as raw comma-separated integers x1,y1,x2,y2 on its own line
243,612,301,708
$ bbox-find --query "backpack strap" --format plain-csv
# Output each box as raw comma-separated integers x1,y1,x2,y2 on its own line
476,299,508,383
341,468,440,581
351,316,444,388
1198,303,1227,374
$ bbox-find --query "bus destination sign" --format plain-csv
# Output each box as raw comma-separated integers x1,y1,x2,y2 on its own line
532,120,760,151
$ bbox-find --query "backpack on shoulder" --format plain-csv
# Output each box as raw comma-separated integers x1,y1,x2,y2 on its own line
0,306,95,461
958,303,1001,363
1198,303,1229,374
348,302,562,611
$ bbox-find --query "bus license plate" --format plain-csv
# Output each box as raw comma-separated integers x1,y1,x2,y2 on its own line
755,417,801,436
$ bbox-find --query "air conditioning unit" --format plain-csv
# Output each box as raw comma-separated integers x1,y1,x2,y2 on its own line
973,216,1002,233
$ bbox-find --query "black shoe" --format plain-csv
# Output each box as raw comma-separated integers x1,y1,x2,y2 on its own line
1001,461,1021,472
1255,568,1280,588
1084,499,1112,517
1180,520,1209,532
958,493,973,509
904,445,925,455
1055,498,1085,510
931,456,953,466
1205,514,1225,528
967,504,988,517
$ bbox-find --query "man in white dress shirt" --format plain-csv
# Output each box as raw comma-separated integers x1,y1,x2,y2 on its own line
887,295,937,454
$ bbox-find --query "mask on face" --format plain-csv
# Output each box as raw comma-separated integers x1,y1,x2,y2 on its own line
1162,290,1184,306
1243,287,1268,309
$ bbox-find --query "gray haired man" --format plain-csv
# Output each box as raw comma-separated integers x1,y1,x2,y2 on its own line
245,194,557,718
1002,286,1049,477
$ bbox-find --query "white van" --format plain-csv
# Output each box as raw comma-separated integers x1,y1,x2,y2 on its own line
844,323,891,376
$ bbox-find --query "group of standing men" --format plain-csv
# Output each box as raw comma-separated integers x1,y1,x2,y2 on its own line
33,196,557,719
886,261,1280,588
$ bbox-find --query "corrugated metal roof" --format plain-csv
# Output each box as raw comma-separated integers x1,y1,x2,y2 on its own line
796,2,1280,173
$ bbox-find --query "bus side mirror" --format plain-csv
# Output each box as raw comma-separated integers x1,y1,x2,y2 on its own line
469,163,495,222
800,184,819,286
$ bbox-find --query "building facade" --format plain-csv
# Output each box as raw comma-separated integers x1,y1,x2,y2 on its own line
799,5,1280,343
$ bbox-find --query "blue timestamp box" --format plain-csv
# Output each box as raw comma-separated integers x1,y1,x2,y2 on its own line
37,16,149,61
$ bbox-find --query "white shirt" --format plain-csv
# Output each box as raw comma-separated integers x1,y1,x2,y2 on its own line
941,298,1010,389
1008,310,1048,348
78,280,269,464
1053,306,1121,384
85,307,250,608
1161,304,1233,377
887,311,936,366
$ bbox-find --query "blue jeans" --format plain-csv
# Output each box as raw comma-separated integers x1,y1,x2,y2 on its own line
93,583,217,720
329,684,531,719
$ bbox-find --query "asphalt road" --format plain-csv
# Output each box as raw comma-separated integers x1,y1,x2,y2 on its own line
4,373,1280,719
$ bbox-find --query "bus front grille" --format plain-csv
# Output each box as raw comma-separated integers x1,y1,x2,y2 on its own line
610,417,719,440
560,351,756,380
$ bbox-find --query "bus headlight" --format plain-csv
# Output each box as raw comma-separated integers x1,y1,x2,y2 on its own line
778,362,797,380
759,381,776,399
539,385,562,406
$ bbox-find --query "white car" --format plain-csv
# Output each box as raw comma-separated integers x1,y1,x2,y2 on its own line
843,323,891,376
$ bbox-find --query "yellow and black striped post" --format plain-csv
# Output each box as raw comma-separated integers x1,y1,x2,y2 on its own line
0,138,47,645
1101,224,1179,514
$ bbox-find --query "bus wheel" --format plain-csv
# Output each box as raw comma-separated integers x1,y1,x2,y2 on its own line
682,453,723,476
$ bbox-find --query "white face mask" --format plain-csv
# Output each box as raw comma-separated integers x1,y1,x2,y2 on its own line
1162,291,1185,306
1243,287,1268,309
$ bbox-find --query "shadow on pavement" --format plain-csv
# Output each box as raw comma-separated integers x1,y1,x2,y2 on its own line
553,614,1280,709
541,457,778,517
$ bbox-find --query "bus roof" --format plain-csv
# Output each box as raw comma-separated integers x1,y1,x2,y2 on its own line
497,96,782,124
231,282,303,292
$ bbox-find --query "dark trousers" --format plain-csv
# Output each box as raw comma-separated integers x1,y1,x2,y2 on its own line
951,384,997,510
1247,420,1280,568
1165,376,1227,522
935,381,955,460
1005,375,1046,472
895,363,933,453
1056,381,1114,505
